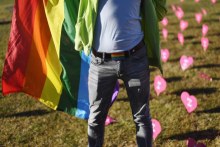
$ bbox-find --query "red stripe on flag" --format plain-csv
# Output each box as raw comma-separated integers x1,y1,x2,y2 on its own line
2,0,39,95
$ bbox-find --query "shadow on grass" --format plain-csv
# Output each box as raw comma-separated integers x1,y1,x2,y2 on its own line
0,90,4,98
169,57,180,63
210,32,220,36
184,15,194,19
213,77,220,81
188,26,202,30
196,106,220,114
150,68,157,72
166,76,182,83
166,129,220,140
168,22,179,26
172,87,218,96
193,64,220,69
0,109,51,118
192,41,200,45
184,35,194,40
116,97,129,102
192,40,213,45
213,47,220,51
204,19,219,23
0,20,11,25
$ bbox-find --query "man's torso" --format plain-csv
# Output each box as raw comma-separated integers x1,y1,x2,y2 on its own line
93,0,144,53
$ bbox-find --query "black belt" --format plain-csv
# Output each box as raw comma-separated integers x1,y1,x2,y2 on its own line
92,39,145,59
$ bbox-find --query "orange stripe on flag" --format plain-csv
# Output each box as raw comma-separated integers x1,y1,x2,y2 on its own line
23,1,51,97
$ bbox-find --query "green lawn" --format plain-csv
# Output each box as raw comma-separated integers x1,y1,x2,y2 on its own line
0,0,220,146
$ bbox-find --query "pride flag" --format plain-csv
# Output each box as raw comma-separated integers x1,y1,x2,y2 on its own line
2,0,92,119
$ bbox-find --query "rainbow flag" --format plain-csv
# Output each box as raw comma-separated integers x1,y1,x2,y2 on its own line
2,0,91,119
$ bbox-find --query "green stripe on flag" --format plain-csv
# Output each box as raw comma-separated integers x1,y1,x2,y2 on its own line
57,0,81,115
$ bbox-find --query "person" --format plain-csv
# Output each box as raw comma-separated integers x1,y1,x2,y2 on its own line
74,0,167,146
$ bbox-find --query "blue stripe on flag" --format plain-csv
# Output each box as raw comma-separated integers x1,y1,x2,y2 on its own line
75,51,91,119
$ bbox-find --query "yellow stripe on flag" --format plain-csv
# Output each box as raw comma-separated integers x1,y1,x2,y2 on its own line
39,0,65,109
44,0,64,55
39,41,62,110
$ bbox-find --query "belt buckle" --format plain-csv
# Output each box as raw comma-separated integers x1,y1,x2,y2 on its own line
111,52,125,60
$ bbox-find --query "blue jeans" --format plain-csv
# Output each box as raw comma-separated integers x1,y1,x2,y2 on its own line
88,45,152,147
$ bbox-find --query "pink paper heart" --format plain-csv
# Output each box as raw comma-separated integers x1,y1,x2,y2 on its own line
180,20,189,31
198,72,212,81
195,0,200,2
176,6,184,13
171,5,176,12
162,28,168,41
178,32,184,45
195,13,203,24
181,92,198,113
180,55,194,71
161,17,168,27
154,75,167,96
161,48,170,63
197,143,206,147
152,119,162,140
105,115,117,126
211,0,217,4
187,138,197,147
180,0,184,2
201,37,209,51
175,7,184,20
201,8,207,16
187,138,206,147
202,24,209,36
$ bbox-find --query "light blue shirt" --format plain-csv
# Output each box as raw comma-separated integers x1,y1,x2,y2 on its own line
93,0,144,53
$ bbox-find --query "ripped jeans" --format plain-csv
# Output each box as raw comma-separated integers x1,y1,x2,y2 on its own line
88,45,152,147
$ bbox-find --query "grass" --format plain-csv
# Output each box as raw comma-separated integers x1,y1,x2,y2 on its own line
0,0,220,146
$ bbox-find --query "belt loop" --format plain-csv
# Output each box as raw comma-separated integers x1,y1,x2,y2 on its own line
128,50,131,57
102,52,105,60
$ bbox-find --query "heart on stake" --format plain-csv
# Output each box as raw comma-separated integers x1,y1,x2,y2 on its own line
211,0,217,4
171,4,176,12
181,92,198,113
154,75,167,96
152,119,162,140
178,32,184,45
175,6,184,20
180,20,188,31
105,115,117,126
201,37,209,51
198,72,212,81
161,48,170,63
180,55,194,71
201,8,207,16
161,17,168,27
162,28,168,41
202,24,209,36
195,13,203,24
